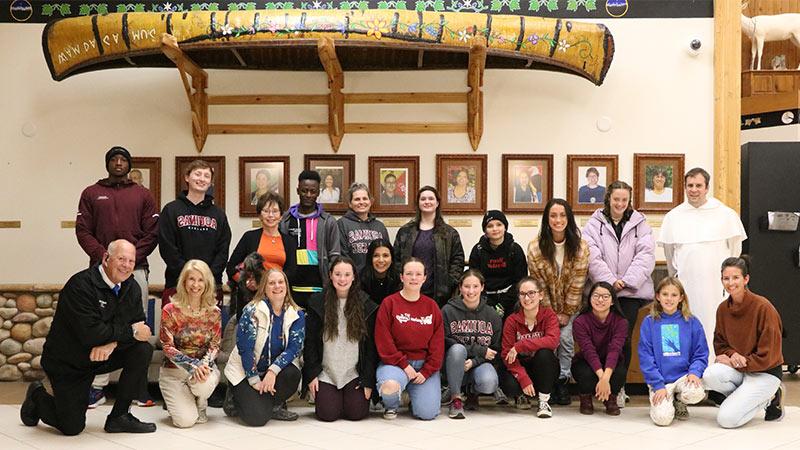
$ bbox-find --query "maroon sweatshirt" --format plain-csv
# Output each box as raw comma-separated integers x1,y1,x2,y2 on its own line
572,311,628,373
501,307,560,389
76,178,159,268
374,291,444,379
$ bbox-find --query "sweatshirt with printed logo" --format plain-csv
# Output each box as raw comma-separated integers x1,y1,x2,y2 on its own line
374,291,444,379
441,296,503,368
501,307,560,389
638,311,708,391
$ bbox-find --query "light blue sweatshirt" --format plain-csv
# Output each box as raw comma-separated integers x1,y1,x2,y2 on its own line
638,311,708,391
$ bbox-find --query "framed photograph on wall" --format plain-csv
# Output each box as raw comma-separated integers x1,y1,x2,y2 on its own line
238,156,290,217
175,156,226,210
567,154,618,214
304,154,355,214
368,156,419,216
633,153,685,213
436,154,487,214
501,154,553,214
129,157,161,211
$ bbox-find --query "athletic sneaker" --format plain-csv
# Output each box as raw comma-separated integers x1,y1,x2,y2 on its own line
617,386,629,409
88,387,106,409
537,400,553,418
674,399,689,421
515,395,532,410
765,384,785,422
449,397,465,419
494,387,509,405
370,399,385,413
134,396,156,407
440,385,452,405
383,408,398,420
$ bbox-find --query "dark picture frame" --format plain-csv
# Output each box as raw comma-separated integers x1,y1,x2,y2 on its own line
567,154,619,214
238,156,290,217
633,153,685,213
304,154,355,214
129,157,161,211
368,156,419,216
436,154,487,215
175,156,226,210
501,154,554,214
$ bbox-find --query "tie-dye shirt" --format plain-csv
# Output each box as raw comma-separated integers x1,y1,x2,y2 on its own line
159,302,221,374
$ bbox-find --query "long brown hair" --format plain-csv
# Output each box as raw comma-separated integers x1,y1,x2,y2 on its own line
650,277,693,320
538,198,581,263
252,269,300,311
323,256,367,342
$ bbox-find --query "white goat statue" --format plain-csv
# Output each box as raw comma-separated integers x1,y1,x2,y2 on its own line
741,11,800,70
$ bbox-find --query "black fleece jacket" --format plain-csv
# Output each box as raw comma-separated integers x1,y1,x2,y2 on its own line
42,266,145,375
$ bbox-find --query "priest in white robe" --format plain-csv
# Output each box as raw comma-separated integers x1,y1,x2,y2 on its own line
657,168,747,354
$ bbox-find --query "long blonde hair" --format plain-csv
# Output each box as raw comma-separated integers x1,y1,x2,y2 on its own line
650,277,692,320
173,260,216,310
253,268,301,311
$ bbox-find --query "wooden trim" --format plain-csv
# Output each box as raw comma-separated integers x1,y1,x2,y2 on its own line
208,124,329,134
741,91,800,116
207,92,468,105
318,37,345,152
714,0,741,212
344,123,467,133
0,221,21,229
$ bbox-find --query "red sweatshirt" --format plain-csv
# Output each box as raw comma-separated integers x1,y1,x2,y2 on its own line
374,292,444,379
501,307,560,389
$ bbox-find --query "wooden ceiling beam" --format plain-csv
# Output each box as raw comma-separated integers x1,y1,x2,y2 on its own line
161,33,208,153
318,37,345,152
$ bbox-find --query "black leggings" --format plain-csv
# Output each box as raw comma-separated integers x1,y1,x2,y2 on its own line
500,349,559,398
618,297,646,385
571,356,627,395
232,364,301,426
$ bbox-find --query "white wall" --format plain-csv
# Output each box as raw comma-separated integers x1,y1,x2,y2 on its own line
0,18,715,284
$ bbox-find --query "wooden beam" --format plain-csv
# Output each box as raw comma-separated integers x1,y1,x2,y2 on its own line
344,123,467,133
208,123,467,134
161,33,209,153
208,92,467,105
208,124,329,134
318,37,345,152
713,1,741,212
467,37,487,151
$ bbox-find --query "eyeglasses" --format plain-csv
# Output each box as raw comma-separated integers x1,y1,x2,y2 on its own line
261,208,281,216
591,293,612,301
519,290,541,298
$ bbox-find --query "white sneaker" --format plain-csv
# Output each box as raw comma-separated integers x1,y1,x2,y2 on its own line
537,400,553,418
616,387,629,409
383,409,397,420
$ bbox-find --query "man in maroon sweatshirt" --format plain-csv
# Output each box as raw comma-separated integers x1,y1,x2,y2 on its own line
75,146,159,408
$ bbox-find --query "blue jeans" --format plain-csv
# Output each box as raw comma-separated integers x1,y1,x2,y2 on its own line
445,344,499,396
376,360,441,420
558,314,577,380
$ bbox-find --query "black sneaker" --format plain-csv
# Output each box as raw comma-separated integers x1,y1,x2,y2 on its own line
207,385,225,408
271,403,299,421
21,381,43,426
765,384,785,422
553,378,571,406
104,413,157,433
706,390,726,407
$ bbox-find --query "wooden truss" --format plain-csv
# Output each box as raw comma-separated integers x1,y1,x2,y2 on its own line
159,34,487,153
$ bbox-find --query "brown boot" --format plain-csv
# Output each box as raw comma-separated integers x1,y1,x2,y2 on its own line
604,398,621,416
579,394,594,415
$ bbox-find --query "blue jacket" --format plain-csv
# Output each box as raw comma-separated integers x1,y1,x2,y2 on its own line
638,311,708,390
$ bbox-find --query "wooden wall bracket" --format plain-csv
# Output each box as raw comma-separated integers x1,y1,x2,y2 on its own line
161,34,208,153
161,35,485,152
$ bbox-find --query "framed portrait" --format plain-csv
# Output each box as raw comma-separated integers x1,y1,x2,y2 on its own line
368,156,419,216
129,157,161,211
304,154,355,214
436,154,487,214
501,154,554,214
567,154,619,214
238,156,290,217
175,156,226,210
633,153,685,213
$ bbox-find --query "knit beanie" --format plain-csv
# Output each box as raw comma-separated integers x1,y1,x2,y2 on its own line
105,146,132,174
482,210,508,231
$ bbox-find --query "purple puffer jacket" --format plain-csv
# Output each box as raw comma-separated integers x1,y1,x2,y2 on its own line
581,209,655,301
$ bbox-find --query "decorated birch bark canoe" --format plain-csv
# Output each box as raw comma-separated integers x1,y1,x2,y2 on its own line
43,9,614,85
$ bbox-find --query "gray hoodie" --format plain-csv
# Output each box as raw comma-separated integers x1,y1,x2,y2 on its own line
337,209,390,274
441,296,503,368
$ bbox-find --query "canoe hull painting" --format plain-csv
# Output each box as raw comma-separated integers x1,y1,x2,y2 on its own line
43,9,614,85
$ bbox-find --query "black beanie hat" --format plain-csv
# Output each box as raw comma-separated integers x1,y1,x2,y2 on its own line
482,210,508,231
105,146,132,174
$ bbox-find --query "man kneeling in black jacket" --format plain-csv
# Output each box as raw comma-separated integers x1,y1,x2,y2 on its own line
21,239,156,435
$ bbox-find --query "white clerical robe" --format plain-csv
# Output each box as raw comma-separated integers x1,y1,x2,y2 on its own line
657,198,747,356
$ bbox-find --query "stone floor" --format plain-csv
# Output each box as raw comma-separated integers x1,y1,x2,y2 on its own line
0,376,798,450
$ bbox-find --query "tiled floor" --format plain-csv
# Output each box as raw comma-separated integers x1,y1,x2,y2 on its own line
1,384,799,450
